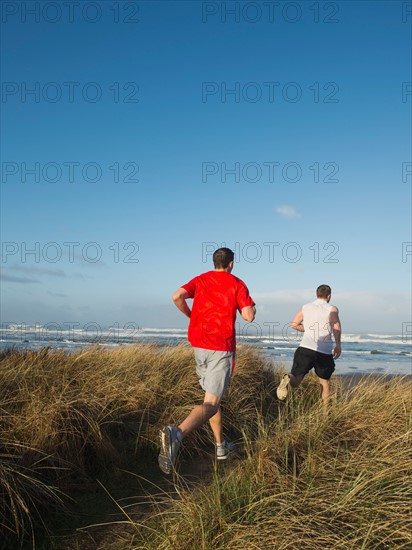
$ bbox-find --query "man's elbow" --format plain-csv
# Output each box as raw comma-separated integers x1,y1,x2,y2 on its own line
172,291,182,303
242,307,256,323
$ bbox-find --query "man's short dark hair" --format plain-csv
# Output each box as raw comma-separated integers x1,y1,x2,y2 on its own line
213,248,234,269
316,284,332,298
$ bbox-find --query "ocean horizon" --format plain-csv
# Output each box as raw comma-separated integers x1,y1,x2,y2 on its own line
1,324,411,377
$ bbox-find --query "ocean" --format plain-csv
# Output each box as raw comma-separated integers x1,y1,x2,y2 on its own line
1,324,411,376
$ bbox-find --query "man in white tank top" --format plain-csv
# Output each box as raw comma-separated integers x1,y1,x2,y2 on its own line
277,284,342,406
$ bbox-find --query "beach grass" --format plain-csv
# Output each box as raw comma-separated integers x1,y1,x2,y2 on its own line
0,344,411,549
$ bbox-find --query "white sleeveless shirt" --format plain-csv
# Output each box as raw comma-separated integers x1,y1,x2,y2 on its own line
299,299,335,355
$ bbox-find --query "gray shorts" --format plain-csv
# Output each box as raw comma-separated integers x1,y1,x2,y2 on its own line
193,347,235,398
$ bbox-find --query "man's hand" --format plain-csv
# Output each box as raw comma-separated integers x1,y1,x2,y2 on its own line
333,344,341,359
330,308,341,359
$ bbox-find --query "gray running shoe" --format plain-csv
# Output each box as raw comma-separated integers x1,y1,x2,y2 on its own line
277,374,290,401
158,426,181,474
216,440,236,460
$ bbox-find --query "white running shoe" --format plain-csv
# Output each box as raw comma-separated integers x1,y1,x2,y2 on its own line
216,440,236,460
276,374,291,401
158,426,181,474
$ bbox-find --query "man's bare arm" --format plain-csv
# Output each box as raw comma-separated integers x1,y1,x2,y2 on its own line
330,307,341,359
291,309,304,332
172,288,191,318
241,305,256,323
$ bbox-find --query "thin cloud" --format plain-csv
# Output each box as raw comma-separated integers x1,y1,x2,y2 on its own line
73,272,92,280
74,255,107,268
47,291,68,298
10,265,66,278
0,269,41,284
254,289,312,304
276,205,301,219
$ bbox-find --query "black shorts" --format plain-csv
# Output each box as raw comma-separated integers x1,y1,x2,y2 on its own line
291,346,335,380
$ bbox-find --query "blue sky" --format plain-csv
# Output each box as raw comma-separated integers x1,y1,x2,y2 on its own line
1,0,411,334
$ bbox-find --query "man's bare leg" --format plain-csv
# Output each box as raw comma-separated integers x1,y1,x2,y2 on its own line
158,393,220,474
208,406,223,445
178,392,220,439
318,378,330,407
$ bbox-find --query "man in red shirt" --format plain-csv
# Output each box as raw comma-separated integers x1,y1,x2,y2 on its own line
158,247,256,474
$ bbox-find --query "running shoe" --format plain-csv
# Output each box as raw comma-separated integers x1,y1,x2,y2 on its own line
158,426,181,474
216,440,236,460
276,374,291,401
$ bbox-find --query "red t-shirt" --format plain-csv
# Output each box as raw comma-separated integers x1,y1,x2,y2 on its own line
181,271,255,352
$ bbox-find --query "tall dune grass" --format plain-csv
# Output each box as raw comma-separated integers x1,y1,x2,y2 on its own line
127,374,412,549
0,343,272,547
0,344,411,549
